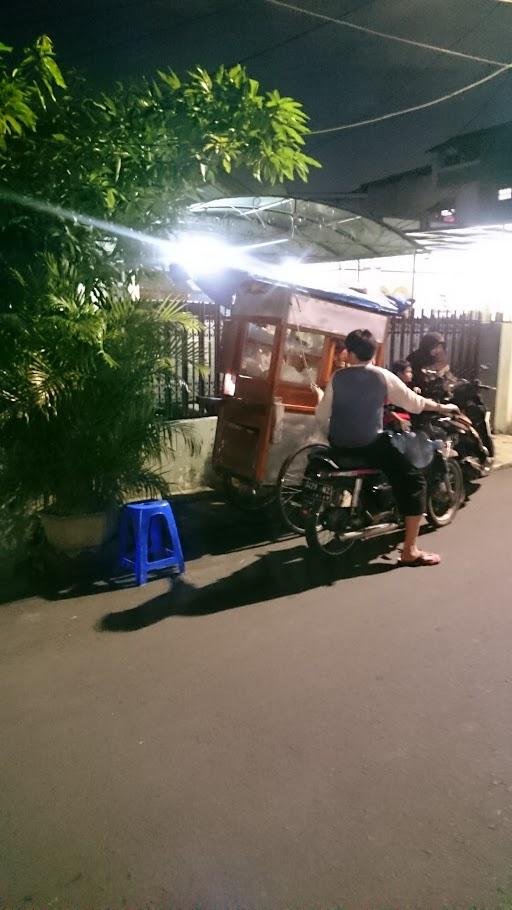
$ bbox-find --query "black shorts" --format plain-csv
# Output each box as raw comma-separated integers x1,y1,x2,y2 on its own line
332,433,426,517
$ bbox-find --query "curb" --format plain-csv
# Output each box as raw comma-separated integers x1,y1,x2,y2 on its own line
492,460,512,472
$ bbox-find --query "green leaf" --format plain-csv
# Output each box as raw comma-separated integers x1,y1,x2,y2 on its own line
42,55,66,89
4,114,22,135
248,78,259,98
159,70,181,90
105,187,116,211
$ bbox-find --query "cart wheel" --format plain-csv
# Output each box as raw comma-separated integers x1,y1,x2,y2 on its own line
224,475,276,513
277,443,329,533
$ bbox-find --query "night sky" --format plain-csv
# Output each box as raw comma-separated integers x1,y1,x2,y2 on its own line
2,0,512,193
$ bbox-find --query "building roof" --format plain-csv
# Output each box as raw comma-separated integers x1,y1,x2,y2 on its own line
351,119,512,195
427,119,512,153
359,165,432,192
184,196,417,261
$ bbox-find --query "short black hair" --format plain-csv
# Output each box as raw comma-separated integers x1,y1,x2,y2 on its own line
345,329,378,362
391,359,411,375
334,338,346,354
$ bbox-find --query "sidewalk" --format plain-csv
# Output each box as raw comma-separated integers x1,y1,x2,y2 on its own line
493,433,512,470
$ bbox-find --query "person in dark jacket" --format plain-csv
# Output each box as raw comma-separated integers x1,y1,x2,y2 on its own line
407,332,447,392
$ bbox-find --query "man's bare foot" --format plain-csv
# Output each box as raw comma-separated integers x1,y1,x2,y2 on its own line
399,550,441,567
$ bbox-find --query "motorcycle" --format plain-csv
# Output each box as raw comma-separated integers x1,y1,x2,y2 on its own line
418,371,494,482
451,377,495,458
302,430,464,559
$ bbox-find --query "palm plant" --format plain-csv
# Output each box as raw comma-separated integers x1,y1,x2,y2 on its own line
0,259,200,517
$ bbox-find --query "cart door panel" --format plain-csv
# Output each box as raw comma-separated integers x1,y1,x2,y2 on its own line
213,321,280,483
218,319,238,375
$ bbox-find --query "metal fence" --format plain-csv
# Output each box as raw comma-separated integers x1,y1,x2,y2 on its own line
157,303,499,419
384,310,494,379
154,300,224,419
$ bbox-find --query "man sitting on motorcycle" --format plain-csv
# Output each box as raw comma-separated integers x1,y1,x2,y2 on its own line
315,329,459,567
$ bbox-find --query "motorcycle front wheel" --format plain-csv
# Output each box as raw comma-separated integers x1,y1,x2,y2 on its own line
426,459,464,527
305,503,357,558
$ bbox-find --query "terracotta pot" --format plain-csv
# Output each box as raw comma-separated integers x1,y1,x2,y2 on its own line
40,509,118,553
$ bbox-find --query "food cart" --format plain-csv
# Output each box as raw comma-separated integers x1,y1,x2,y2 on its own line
213,274,407,505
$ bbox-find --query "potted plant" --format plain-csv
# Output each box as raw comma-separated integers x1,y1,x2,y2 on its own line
0,260,199,555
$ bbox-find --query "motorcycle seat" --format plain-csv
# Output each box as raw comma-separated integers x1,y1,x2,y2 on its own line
306,447,380,475
328,448,380,472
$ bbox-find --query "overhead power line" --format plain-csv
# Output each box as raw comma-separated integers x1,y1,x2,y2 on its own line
307,0,506,149
264,0,508,67
309,62,512,134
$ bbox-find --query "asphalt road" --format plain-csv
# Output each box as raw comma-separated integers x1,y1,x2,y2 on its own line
2,472,512,910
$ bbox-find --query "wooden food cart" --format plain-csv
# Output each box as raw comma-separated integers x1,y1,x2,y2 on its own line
213,275,405,505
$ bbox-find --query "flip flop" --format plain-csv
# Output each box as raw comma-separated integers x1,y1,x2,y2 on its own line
399,552,441,567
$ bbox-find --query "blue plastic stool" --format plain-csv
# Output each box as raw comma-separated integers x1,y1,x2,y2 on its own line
119,500,185,585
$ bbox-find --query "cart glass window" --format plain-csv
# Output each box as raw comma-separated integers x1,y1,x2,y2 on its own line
281,329,325,385
240,323,277,379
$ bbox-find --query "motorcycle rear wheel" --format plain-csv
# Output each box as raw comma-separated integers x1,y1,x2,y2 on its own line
426,459,464,527
305,503,357,558
277,443,329,533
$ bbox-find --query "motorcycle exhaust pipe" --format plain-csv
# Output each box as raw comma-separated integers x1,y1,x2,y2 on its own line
336,522,400,542
362,521,400,539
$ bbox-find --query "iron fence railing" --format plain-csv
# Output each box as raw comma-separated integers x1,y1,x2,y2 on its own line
384,309,496,379
154,300,225,420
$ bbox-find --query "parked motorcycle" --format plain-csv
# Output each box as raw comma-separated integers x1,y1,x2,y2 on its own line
451,377,495,458
419,371,494,481
302,435,464,558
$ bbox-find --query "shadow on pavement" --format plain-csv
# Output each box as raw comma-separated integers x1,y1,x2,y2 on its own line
0,493,287,606
98,540,399,633
3,487,461,610
172,492,288,561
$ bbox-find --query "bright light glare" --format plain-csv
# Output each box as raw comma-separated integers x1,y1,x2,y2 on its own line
267,256,303,283
161,234,290,277
223,372,236,396
161,236,236,274
345,227,512,316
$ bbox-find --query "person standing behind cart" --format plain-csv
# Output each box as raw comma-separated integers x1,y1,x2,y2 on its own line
312,338,346,402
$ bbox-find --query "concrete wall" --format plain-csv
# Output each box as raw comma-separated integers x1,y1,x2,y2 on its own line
494,324,512,434
160,416,218,494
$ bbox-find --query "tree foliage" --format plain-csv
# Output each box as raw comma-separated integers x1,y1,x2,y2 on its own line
0,38,320,518
0,36,66,150
1,57,319,225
